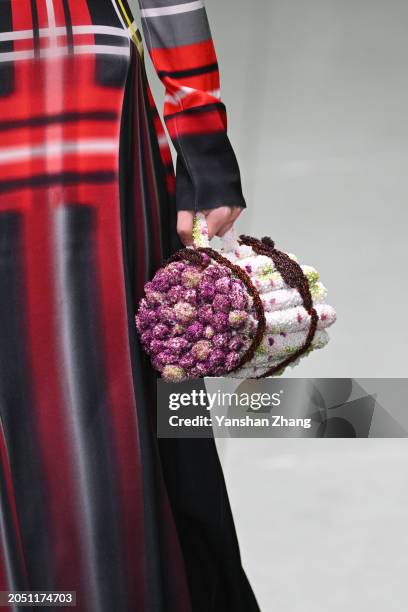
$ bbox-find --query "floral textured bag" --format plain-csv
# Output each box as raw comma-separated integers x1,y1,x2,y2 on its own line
135,214,336,381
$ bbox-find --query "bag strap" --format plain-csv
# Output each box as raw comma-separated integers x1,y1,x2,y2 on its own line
238,236,319,378
192,212,239,251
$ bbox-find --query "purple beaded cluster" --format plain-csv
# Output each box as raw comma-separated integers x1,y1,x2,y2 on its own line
135,257,254,381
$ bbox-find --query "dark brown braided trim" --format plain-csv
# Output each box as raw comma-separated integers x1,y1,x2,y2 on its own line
165,246,266,375
238,235,318,378
166,248,209,269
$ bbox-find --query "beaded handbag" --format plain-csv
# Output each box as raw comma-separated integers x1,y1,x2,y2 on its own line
135,213,336,381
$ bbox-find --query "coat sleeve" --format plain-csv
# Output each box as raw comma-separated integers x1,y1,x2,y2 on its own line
136,0,247,212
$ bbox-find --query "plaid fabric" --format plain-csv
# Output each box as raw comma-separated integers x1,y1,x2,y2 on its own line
136,0,247,211
0,2,189,610
0,2,255,611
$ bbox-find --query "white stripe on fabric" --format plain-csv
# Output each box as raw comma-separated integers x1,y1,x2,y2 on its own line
140,0,204,18
45,0,57,29
73,25,128,37
0,45,130,63
107,0,127,33
165,86,221,106
0,26,128,43
45,0,57,49
0,140,117,165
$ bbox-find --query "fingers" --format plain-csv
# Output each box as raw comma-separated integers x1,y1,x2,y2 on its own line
177,210,195,246
204,206,243,239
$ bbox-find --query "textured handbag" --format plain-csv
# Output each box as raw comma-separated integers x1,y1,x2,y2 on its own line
135,213,336,381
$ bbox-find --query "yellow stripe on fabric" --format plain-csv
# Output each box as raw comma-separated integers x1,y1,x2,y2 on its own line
116,0,144,56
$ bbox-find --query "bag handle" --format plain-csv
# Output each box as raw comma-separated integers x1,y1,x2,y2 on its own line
192,212,239,251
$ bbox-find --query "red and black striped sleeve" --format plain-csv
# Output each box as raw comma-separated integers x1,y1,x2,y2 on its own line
137,0,247,212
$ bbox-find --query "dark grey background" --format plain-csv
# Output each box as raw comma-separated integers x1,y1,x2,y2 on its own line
130,2,408,610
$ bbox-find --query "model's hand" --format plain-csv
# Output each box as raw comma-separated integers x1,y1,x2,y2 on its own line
177,207,243,246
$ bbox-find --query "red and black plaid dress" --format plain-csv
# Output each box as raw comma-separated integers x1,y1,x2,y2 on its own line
0,1,258,611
